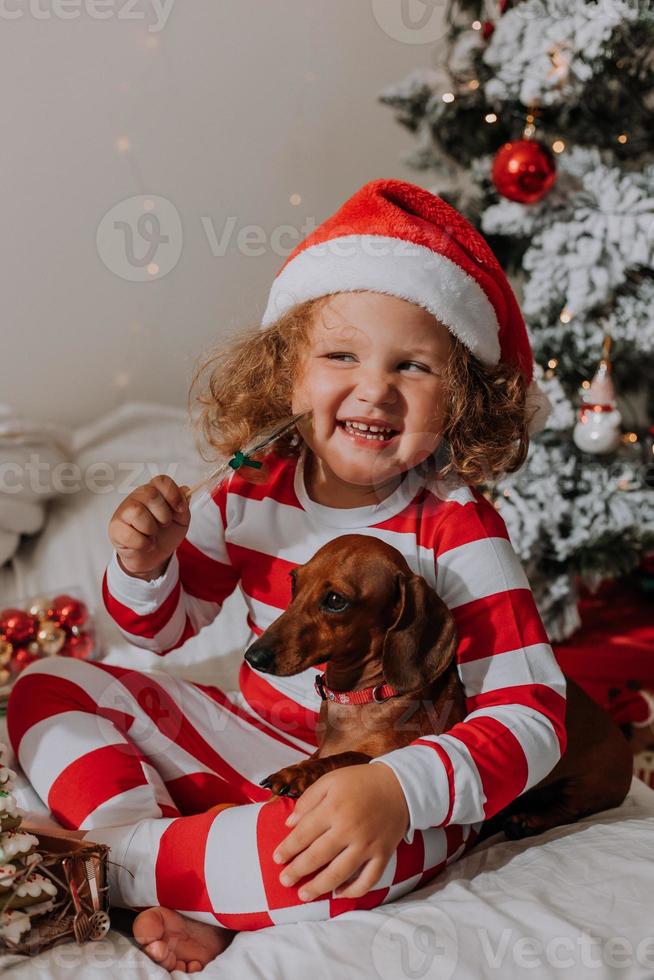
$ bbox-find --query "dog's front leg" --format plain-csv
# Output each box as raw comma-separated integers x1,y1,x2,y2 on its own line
260,751,372,798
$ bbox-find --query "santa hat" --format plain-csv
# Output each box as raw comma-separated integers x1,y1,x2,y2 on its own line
262,178,551,434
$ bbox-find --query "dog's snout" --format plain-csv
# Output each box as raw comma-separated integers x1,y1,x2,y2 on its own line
244,644,276,672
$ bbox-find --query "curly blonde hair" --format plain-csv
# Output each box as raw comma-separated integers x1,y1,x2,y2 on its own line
188,294,531,488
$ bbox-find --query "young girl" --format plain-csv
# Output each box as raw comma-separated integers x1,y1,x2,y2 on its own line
7,178,566,973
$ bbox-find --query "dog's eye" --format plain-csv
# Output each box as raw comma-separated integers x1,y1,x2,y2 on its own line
321,592,349,613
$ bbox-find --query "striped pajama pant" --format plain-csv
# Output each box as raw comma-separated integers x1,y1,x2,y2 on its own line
7,655,480,931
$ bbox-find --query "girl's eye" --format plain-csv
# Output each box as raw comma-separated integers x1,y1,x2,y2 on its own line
320,592,350,613
325,354,430,373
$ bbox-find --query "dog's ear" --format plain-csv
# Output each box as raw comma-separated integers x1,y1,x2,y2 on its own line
381,572,458,693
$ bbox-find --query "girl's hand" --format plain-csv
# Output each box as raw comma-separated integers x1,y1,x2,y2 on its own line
272,763,410,902
108,475,191,579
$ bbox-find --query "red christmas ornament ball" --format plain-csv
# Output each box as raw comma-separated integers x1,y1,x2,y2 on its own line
492,139,557,203
62,632,94,660
13,647,40,673
0,608,38,646
49,594,88,630
482,20,495,39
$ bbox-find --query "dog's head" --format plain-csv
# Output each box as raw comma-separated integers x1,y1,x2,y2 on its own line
244,533,458,694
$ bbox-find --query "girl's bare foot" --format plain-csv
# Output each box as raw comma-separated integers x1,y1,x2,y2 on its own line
133,906,236,973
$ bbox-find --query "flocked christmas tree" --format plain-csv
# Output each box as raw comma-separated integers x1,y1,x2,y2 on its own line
0,742,57,947
380,0,654,640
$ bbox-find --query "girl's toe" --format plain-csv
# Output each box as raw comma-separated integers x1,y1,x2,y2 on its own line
145,939,170,964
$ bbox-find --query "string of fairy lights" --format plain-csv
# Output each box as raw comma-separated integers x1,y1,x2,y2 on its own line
440,23,630,146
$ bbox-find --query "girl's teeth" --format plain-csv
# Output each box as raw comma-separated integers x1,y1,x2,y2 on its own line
343,420,394,441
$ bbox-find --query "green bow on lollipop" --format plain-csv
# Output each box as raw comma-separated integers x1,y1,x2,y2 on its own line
184,409,312,500
227,450,263,472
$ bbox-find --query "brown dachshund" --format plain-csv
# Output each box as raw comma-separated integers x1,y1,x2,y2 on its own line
245,534,633,841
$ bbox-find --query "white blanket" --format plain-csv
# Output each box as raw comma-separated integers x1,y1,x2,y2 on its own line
0,404,74,566
2,401,654,980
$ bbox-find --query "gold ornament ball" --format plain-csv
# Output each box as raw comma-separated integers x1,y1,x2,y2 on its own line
28,596,54,622
36,622,66,656
0,639,13,667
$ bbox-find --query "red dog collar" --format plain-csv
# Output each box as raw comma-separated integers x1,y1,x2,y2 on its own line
314,672,398,704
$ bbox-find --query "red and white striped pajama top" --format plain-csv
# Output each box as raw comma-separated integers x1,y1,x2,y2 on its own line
7,444,567,930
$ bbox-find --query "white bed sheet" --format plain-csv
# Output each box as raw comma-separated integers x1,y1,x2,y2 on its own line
2,401,654,980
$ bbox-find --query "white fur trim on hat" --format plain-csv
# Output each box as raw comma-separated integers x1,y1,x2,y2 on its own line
261,235,502,366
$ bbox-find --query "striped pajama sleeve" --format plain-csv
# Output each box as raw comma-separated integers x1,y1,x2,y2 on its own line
102,483,240,655
370,495,568,845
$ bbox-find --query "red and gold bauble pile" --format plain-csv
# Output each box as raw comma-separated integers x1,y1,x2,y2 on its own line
0,593,94,685
491,138,557,203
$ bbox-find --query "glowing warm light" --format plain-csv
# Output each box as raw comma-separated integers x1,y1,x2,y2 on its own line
472,20,481,29
442,92,455,103
289,194,302,206
581,380,591,390
547,358,558,369
485,112,497,123
147,263,159,276
559,308,573,323
617,133,628,144
552,140,565,153
116,137,131,154
468,79,480,89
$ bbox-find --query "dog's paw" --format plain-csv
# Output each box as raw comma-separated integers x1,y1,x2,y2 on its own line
502,813,541,840
258,761,325,798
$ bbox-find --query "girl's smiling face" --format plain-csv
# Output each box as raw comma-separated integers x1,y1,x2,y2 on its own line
292,291,453,507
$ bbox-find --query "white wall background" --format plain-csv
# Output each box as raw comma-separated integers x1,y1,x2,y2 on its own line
2,1,443,428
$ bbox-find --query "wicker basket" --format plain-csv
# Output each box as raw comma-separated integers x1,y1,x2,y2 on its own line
0,833,109,957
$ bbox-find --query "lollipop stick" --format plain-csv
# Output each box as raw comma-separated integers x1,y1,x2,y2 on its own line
183,463,232,500
183,409,311,501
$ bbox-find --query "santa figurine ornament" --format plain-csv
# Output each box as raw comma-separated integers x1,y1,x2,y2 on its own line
573,335,623,455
